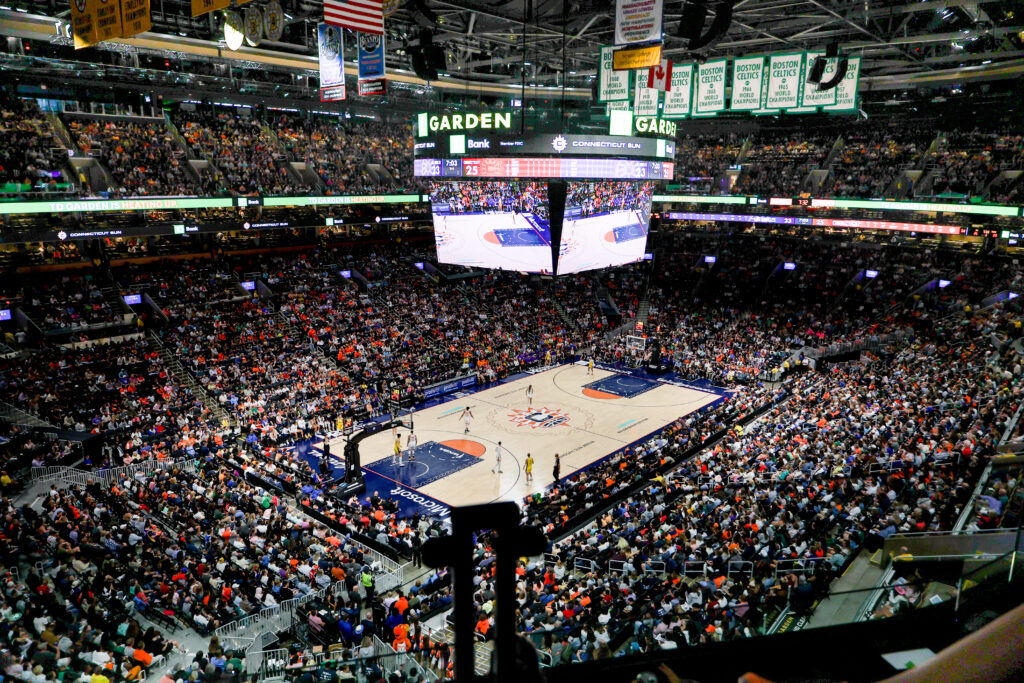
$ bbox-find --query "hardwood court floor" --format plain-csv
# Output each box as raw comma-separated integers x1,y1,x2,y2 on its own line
325,363,719,508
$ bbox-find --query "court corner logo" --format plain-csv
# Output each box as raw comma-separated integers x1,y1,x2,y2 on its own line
508,407,571,429
551,135,568,153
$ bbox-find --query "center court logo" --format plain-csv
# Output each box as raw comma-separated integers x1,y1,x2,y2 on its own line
508,407,571,429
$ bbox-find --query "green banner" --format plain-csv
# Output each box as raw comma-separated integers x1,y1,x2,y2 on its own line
0,194,425,215
263,194,423,207
0,197,235,215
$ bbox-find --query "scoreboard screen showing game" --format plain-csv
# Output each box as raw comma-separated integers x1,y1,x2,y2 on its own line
430,181,554,274
557,181,654,275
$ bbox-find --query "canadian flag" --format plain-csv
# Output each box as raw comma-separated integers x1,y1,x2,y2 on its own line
647,59,673,92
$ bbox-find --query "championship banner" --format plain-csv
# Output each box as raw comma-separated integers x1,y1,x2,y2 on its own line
662,63,693,118
799,52,838,109
765,53,805,110
823,56,861,113
633,69,660,116
95,0,123,42
615,0,663,45
693,59,727,114
605,100,632,116
70,0,99,48
357,32,386,94
612,44,662,70
730,56,765,111
318,23,346,102
119,0,151,38
191,0,230,18
598,45,631,101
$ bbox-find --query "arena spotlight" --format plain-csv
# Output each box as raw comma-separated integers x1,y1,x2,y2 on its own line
865,269,878,279
704,255,717,264
783,262,796,271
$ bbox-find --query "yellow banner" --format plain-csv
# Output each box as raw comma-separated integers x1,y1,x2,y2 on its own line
120,0,151,38
191,0,231,18
94,0,123,42
612,44,662,71
70,0,98,49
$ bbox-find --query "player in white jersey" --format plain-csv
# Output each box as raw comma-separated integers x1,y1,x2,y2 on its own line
526,384,533,409
461,406,474,434
407,432,418,464
492,441,503,474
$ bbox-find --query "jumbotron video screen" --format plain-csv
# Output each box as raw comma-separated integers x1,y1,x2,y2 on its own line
556,181,654,275
429,181,553,273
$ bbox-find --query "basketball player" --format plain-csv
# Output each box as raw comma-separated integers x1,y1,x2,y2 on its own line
587,357,595,375
525,453,534,483
526,384,534,409
492,441,503,474
461,406,474,434
393,433,403,467
406,431,418,464
544,349,552,366
552,453,561,482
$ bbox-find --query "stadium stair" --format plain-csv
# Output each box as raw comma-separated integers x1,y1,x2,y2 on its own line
552,299,580,333
162,115,208,192
0,399,57,430
146,330,236,428
257,120,308,188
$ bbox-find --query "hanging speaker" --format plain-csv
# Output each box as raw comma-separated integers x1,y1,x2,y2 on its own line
675,1,708,45
689,0,733,51
808,56,826,84
817,56,849,91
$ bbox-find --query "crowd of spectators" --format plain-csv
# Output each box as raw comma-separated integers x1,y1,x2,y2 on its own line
733,131,833,196
66,117,195,197
825,125,933,198
430,181,549,218
929,129,1024,198
566,182,654,216
1,227,1022,677
0,98,68,192
174,109,297,195
274,116,417,194
7,98,1024,204
2,275,124,331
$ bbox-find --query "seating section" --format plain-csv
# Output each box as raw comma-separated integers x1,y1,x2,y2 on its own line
66,116,195,196
2,219,1023,674
1,274,124,331
734,131,833,196
175,110,298,195
825,126,933,197
0,98,68,191
274,115,417,193
5,100,1024,201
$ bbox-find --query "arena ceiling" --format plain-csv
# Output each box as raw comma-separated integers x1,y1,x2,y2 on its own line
2,0,1023,107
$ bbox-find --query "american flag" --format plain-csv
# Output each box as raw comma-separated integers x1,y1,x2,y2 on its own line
324,0,383,34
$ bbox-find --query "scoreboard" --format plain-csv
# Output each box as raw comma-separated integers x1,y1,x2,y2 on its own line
415,157,674,180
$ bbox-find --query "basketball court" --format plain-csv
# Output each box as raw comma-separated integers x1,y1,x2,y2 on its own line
310,362,723,519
